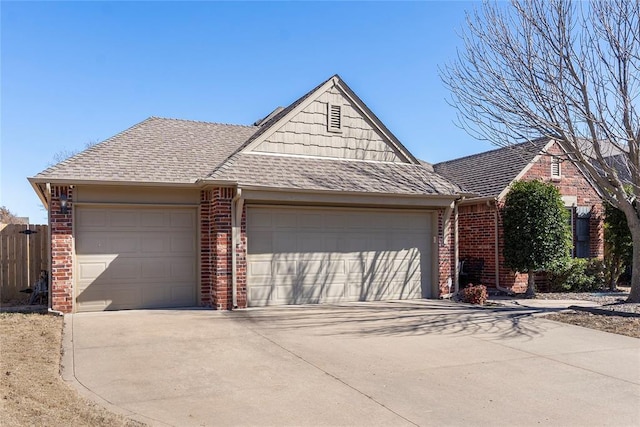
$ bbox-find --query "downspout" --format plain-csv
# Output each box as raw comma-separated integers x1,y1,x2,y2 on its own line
493,198,511,294
231,188,243,309
454,198,460,294
46,183,52,310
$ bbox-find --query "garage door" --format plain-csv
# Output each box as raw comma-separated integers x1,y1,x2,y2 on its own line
247,206,432,306
75,207,197,312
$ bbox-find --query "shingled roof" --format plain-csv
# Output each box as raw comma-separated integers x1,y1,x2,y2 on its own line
210,153,461,195
433,138,551,198
34,117,258,183
31,76,461,197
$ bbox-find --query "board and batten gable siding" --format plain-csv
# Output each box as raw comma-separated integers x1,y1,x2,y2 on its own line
251,85,406,162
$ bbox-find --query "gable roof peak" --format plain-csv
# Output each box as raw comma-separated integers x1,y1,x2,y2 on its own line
433,137,553,198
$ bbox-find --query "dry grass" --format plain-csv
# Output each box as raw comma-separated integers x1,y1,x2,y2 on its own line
0,313,143,427
546,311,640,339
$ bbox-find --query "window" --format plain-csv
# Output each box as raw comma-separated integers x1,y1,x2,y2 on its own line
575,207,591,258
567,206,591,258
327,103,342,133
551,157,561,178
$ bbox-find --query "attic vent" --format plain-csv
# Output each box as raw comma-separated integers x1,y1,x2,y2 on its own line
551,157,561,178
327,103,342,133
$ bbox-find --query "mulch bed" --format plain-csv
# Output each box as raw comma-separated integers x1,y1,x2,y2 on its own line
545,311,640,338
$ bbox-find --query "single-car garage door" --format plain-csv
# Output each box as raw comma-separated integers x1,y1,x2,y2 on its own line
247,206,433,306
75,206,197,312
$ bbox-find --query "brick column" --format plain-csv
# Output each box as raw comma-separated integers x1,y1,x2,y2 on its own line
438,209,454,296
200,187,238,310
200,189,214,307
50,186,73,313
212,188,233,309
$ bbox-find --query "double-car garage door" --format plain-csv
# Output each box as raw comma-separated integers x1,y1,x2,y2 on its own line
246,206,433,306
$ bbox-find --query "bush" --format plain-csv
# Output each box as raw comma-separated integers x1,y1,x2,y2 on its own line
548,258,605,292
460,284,488,305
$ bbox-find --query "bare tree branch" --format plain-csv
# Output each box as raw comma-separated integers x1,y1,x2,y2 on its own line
441,0,640,302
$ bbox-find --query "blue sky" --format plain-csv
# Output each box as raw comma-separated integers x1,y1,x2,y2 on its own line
1,1,492,223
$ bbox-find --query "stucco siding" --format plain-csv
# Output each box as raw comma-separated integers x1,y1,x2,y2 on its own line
252,86,406,162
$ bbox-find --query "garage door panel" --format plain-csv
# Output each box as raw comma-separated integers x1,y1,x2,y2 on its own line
75,207,197,312
248,231,273,254
250,210,274,227
249,259,273,277
170,211,196,228
110,211,140,227
111,235,139,253
109,260,141,280
293,258,324,277
78,261,108,281
169,259,196,280
170,235,195,253
141,236,167,253
275,212,297,228
77,209,107,227
278,284,322,304
275,260,296,276
247,207,432,307
144,212,167,227
140,259,168,279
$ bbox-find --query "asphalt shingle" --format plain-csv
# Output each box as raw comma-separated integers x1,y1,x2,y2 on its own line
210,153,461,195
34,117,258,183
433,139,550,197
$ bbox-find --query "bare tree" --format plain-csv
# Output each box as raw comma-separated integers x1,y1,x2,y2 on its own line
441,0,640,302
0,206,27,224
49,140,99,166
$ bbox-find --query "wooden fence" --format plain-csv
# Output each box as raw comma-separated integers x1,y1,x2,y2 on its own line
0,224,49,302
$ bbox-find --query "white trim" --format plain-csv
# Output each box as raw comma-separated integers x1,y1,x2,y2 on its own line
244,150,408,165
327,102,342,133
246,204,439,214
497,138,556,200
551,157,562,178
240,187,457,208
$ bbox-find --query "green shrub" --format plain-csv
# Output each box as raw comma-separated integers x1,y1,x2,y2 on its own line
548,258,605,292
461,284,488,305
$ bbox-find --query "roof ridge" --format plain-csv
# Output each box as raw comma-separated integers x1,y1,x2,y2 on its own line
434,137,550,167
204,74,339,180
148,116,257,128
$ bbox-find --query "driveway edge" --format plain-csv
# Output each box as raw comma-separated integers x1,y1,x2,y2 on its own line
61,314,164,426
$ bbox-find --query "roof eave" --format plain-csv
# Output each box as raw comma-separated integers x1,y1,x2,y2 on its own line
28,178,49,210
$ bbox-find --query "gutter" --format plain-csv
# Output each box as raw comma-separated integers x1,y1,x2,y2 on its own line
231,187,244,309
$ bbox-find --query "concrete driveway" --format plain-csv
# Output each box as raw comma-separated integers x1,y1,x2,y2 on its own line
63,300,640,426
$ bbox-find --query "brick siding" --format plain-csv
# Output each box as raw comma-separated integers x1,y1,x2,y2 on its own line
50,185,73,313
458,141,605,294
438,209,454,296
200,187,247,310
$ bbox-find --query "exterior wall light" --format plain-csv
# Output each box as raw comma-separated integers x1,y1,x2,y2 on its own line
60,193,69,214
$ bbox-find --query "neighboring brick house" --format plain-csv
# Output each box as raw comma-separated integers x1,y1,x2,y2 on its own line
434,138,604,294
29,75,461,313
